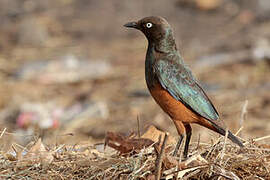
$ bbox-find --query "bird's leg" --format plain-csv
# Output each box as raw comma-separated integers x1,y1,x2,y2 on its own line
173,134,184,156
172,120,186,156
183,124,192,158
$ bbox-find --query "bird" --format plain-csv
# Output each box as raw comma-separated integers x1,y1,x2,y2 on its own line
124,16,244,158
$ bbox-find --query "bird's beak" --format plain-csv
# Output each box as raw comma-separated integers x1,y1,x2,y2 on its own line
124,21,138,29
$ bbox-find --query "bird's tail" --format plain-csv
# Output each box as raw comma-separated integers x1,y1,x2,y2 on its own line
228,131,244,147
212,123,244,147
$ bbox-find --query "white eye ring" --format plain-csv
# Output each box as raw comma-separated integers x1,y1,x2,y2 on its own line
146,23,153,28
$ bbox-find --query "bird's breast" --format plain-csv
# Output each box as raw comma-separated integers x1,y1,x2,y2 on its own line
145,45,157,89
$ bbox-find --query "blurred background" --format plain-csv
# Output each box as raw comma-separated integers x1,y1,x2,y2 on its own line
0,0,270,148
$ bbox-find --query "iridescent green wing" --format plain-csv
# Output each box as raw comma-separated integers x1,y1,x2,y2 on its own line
154,55,219,121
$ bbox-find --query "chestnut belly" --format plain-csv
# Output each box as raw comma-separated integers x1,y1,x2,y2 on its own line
149,82,201,124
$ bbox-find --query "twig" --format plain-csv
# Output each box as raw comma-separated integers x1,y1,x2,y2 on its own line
13,143,27,150
253,135,270,143
137,115,141,138
53,144,66,153
219,128,228,166
235,127,243,136
0,130,35,137
239,100,248,137
56,133,74,137
155,132,168,180
183,169,201,180
206,135,225,160
175,138,184,179
164,165,208,179
0,128,6,138
196,134,201,150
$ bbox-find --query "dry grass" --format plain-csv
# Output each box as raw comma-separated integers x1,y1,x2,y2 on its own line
0,131,269,180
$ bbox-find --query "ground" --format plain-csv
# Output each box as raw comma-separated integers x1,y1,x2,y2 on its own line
0,0,270,179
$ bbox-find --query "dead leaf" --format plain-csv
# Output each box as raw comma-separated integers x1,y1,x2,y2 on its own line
105,131,154,154
162,154,208,178
4,152,17,161
163,155,187,169
17,138,53,167
141,125,176,145
184,154,208,167
177,166,204,179
163,165,206,179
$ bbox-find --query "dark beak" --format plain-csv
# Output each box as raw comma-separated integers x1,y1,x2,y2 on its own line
124,21,138,29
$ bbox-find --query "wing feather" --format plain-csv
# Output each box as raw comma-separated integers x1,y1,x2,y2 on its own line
154,56,219,121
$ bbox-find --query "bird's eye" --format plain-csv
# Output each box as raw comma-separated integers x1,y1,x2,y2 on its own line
146,23,153,28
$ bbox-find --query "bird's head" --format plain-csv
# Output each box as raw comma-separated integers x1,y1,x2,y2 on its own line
124,16,172,43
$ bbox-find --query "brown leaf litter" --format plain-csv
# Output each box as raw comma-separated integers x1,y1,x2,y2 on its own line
0,126,269,179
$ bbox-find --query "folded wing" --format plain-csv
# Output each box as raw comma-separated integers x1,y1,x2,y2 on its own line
154,56,219,121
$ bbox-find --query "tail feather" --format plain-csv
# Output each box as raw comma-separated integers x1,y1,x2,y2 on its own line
212,123,244,147
228,131,244,147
